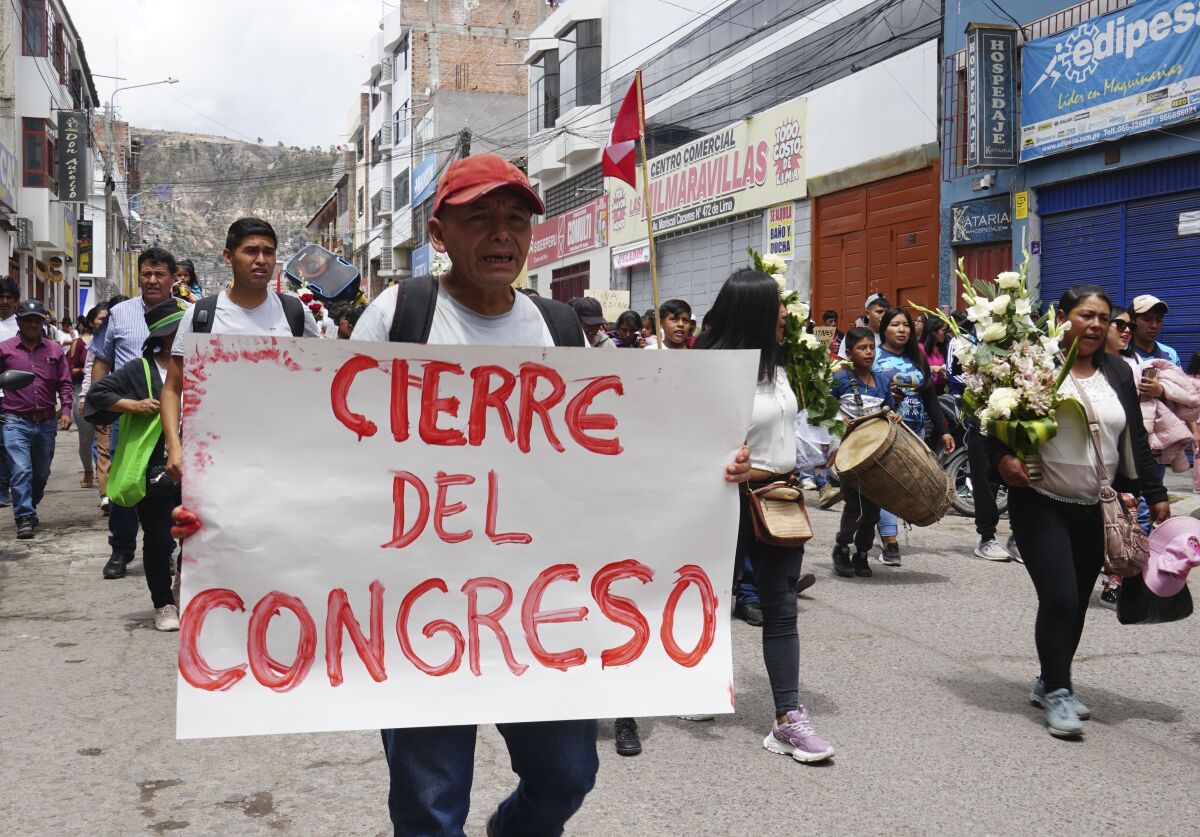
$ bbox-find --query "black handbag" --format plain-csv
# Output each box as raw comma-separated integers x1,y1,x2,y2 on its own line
1116,572,1194,625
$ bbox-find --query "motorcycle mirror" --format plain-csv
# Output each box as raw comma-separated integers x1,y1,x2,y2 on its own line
0,370,35,391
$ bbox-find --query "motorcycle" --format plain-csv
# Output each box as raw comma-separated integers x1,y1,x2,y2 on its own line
935,393,1008,518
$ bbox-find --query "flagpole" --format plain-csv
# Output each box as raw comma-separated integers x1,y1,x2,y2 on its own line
633,69,663,350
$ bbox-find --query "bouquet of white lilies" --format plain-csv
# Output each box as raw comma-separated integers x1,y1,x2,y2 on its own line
914,257,1077,478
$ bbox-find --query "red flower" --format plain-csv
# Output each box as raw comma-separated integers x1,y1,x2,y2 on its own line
309,302,323,313
300,292,314,303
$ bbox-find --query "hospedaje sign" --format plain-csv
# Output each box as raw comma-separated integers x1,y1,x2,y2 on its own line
528,195,608,270
966,24,1018,167
1020,0,1200,162
950,195,1012,245
608,97,807,247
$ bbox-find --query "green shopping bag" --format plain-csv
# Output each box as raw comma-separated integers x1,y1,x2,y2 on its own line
108,360,163,508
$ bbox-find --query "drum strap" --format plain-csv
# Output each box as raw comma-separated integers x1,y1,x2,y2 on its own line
847,371,867,416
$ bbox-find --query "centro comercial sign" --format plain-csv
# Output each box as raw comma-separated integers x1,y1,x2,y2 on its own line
607,97,807,246
1020,0,1200,161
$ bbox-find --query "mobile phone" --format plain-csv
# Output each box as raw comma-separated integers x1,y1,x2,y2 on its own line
1141,367,1158,382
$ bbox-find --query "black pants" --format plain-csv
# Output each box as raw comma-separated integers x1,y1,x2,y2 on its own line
966,427,999,541
135,487,180,609
736,492,802,718
1008,488,1103,693
835,485,881,553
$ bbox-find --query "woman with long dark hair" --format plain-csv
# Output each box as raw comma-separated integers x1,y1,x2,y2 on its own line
870,307,954,566
919,317,951,395
990,284,1168,738
695,267,834,764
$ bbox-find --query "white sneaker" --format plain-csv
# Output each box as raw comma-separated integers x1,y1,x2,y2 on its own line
801,478,818,490
974,539,1011,561
154,604,180,632
99,495,109,511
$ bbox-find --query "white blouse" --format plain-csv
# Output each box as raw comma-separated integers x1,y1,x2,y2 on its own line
1035,371,1124,504
746,367,798,475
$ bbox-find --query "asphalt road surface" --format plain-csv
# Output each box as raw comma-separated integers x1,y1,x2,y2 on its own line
2,435,1198,835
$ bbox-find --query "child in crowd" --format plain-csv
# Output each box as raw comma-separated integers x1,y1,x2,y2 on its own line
829,327,896,578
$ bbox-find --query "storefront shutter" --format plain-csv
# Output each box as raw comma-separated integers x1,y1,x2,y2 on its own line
1124,189,1200,364
1037,204,1122,311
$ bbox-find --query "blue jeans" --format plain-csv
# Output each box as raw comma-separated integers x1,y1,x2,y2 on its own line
735,554,760,605
0,438,10,502
3,416,57,520
878,508,898,539
107,419,140,553
381,720,598,836
1137,463,1168,534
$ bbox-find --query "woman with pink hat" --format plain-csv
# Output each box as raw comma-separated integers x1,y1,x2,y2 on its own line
988,285,1170,739
1145,517,1200,599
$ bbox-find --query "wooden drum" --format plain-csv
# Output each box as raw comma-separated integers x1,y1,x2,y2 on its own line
834,414,953,527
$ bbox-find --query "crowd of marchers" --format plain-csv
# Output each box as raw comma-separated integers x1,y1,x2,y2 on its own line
1,151,1197,836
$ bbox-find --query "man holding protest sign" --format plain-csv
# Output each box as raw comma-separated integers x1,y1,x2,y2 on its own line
350,154,751,835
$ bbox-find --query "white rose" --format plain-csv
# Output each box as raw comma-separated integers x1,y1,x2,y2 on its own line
967,302,991,323
989,294,1011,314
761,254,787,274
772,274,787,292
1014,298,1032,317
798,332,820,349
980,322,1007,342
997,271,1021,289
986,387,1019,418
787,300,809,320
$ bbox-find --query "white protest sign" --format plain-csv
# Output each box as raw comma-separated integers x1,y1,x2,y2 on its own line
176,336,757,738
583,288,631,323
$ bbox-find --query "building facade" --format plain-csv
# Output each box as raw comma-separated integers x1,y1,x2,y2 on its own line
942,0,1200,360
525,0,941,325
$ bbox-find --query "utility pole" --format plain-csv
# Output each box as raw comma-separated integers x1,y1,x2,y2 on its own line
459,127,471,158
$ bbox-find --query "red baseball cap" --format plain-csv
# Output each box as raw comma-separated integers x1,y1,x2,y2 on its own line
433,153,545,218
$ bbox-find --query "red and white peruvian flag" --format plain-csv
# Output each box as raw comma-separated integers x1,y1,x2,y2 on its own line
602,75,642,188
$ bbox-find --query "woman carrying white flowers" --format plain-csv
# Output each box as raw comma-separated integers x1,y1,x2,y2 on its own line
985,284,1168,740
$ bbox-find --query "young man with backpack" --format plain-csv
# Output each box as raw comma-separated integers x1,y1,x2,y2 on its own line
160,218,316,481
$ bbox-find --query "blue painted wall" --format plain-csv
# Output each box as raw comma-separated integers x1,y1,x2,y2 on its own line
940,1,1200,302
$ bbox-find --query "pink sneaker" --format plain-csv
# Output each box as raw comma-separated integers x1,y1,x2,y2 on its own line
763,706,834,763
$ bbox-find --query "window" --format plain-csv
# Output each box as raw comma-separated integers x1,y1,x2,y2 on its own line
370,129,383,165
412,196,433,247
543,50,560,129
22,117,55,192
393,169,410,207
357,186,364,217
394,101,409,143
371,191,384,224
543,164,603,218
22,0,46,57
52,20,64,82
573,20,602,107
396,37,409,72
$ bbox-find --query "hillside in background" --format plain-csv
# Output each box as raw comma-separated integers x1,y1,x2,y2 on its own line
133,129,339,290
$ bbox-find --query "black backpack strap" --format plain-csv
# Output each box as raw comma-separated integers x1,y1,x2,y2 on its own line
277,292,306,337
388,275,439,343
530,296,585,347
191,294,219,334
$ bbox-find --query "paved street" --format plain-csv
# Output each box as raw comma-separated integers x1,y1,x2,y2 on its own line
2,434,1199,836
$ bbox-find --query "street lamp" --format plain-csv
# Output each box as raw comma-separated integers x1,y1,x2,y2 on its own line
104,78,180,176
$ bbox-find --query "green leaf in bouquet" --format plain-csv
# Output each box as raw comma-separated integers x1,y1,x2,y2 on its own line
988,416,1059,459
1053,337,1079,392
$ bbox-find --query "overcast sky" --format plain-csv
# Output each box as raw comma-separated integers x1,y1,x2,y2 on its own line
69,0,384,148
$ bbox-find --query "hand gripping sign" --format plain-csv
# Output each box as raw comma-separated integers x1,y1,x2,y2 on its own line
175,336,757,738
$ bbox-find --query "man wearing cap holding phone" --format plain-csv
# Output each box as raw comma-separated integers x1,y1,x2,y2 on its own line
344,152,752,835
1129,294,1180,366
572,296,615,348
0,299,73,539
836,292,890,359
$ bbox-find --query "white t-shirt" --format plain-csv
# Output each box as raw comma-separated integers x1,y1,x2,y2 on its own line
352,284,556,347
746,367,799,474
171,291,319,355
0,314,17,340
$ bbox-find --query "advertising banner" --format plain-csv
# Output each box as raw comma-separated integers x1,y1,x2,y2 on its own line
612,244,650,270
57,111,88,202
412,155,438,206
411,243,432,277
528,196,608,270
608,98,807,246
951,195,1012,245
0,141,17,214
174,336,756,738
766,204,794,258
78,220,93,274
966,25,1018,167
1021,0,1200,162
